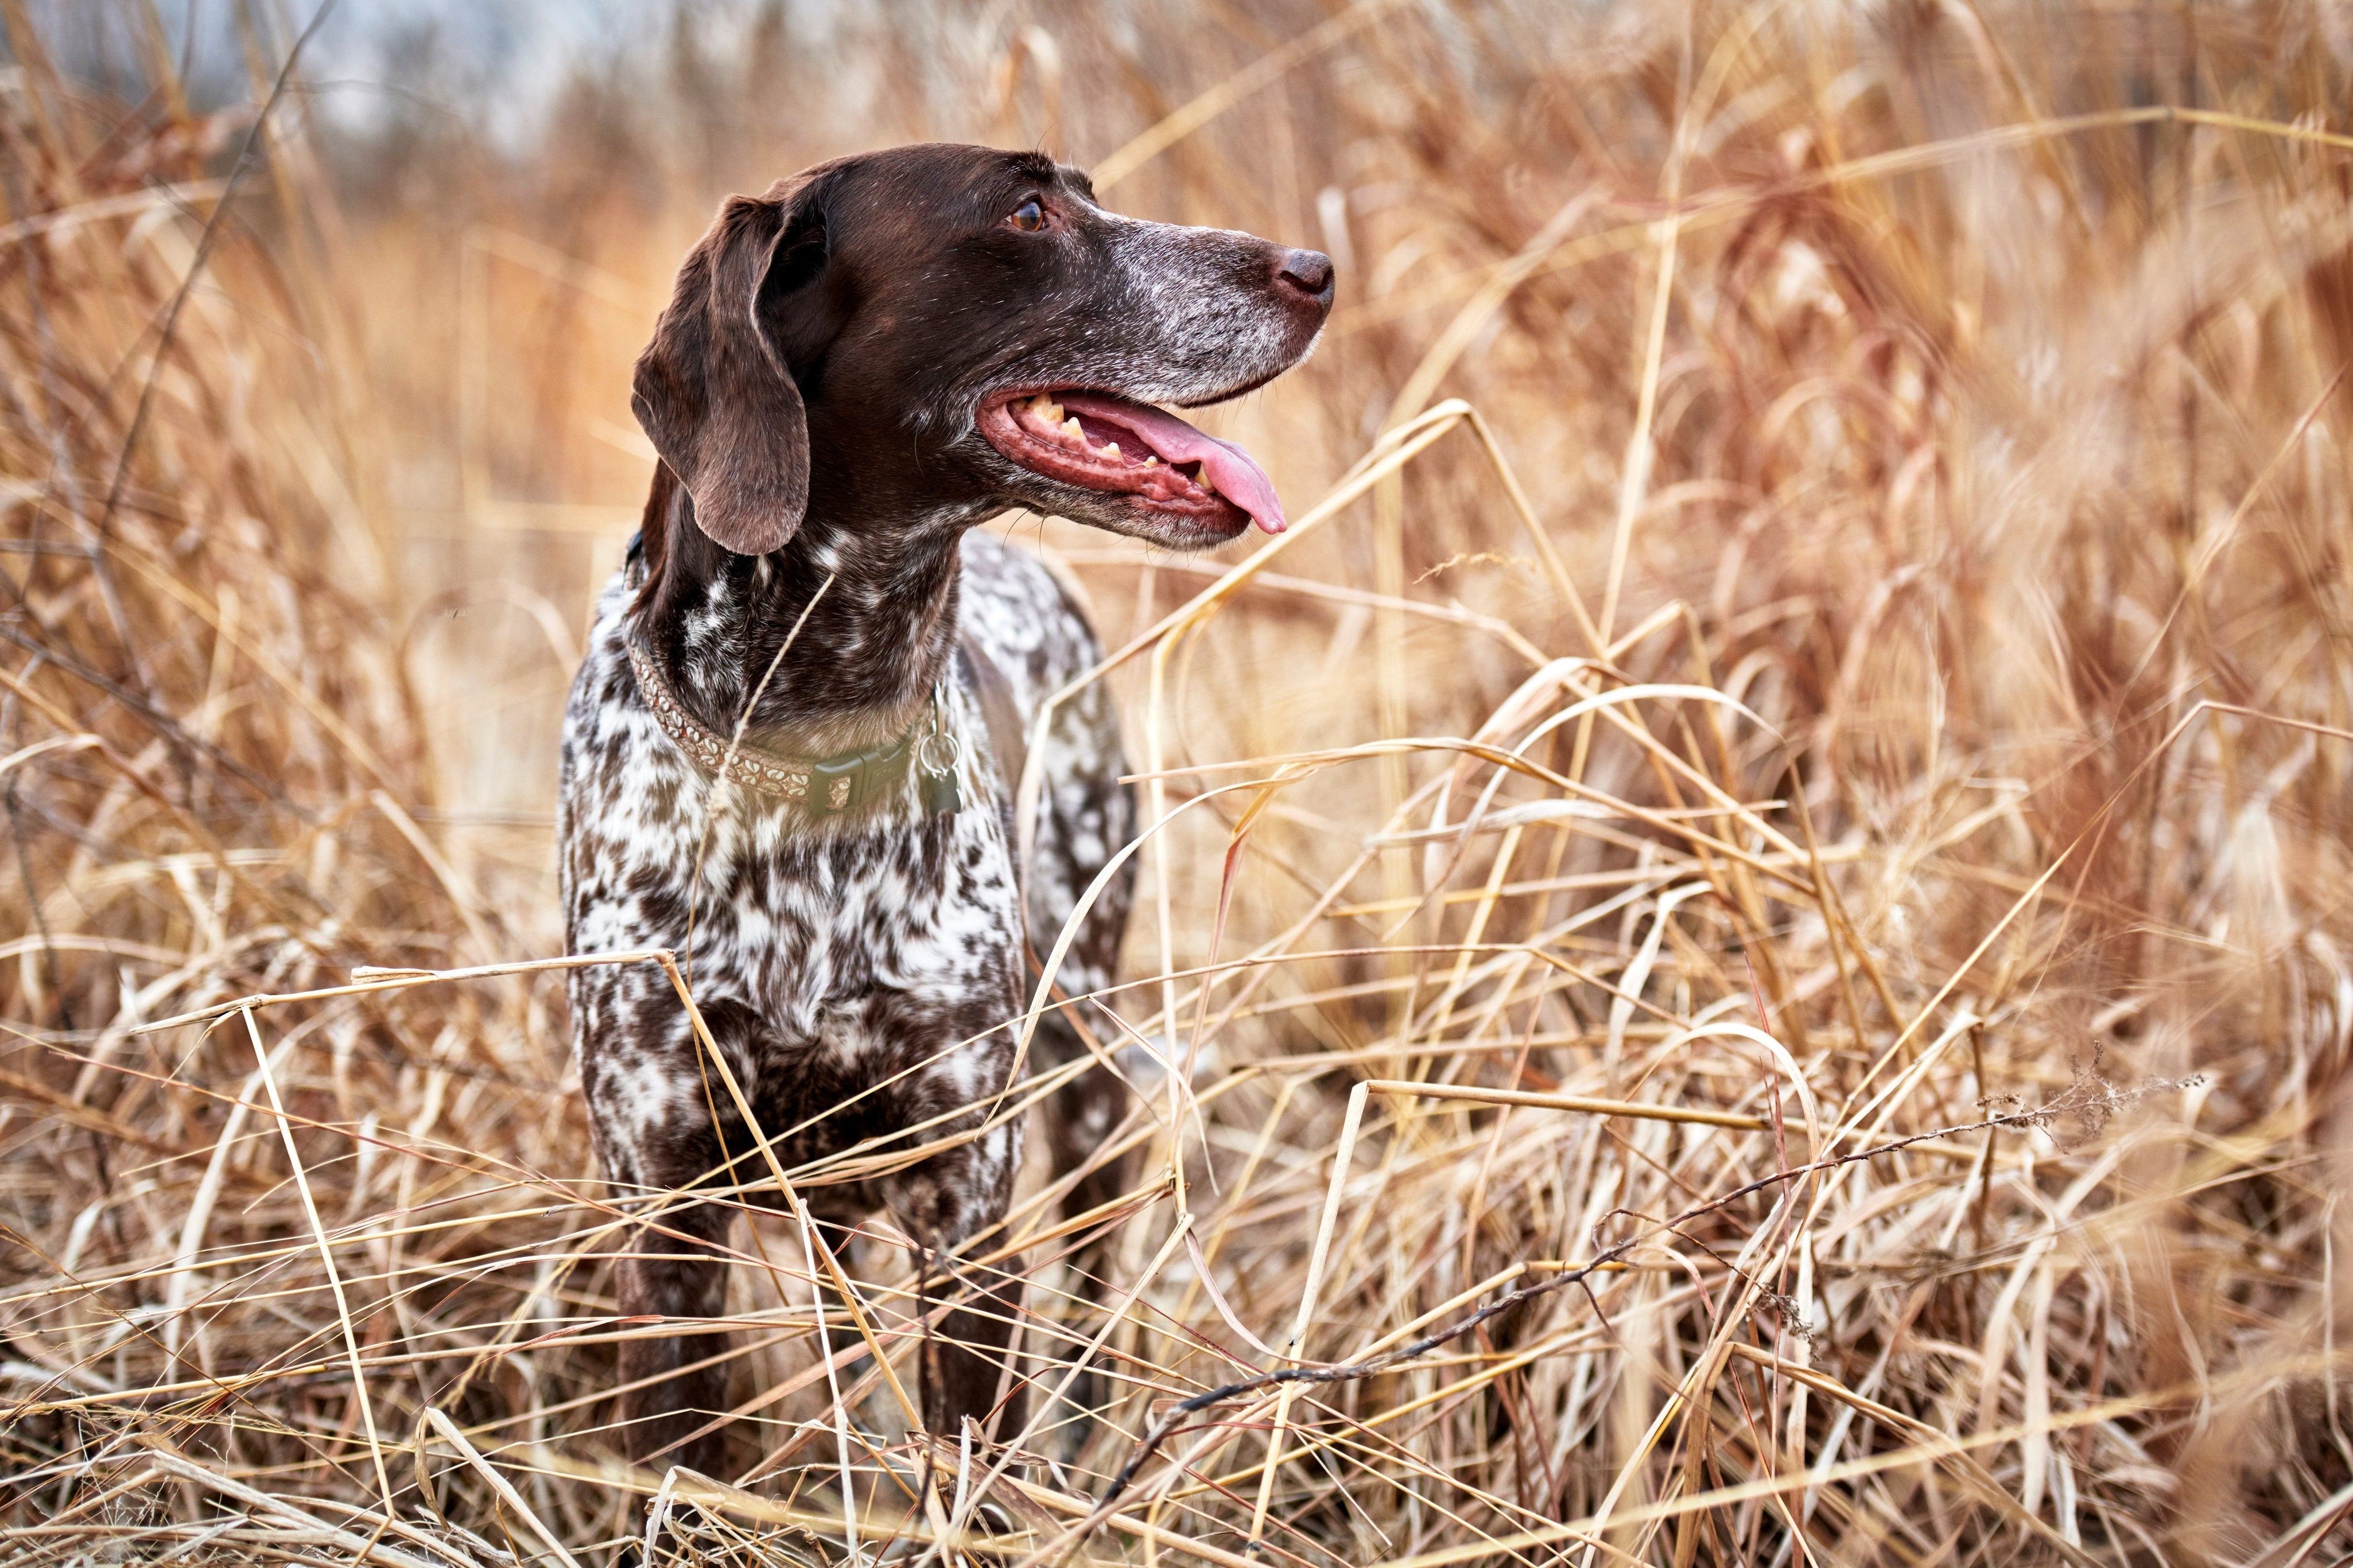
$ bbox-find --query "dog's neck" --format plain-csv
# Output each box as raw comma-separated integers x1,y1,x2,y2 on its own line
631,466,976,755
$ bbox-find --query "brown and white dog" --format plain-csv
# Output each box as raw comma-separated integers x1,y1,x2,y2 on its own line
557,143,1332,1476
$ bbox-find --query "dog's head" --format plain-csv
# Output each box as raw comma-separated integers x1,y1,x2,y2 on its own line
630,143,1333,558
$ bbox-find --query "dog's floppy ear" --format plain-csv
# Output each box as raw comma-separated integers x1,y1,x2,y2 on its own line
631,180,828,555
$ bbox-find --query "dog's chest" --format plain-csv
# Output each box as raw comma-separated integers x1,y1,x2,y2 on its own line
558,586,1024,1056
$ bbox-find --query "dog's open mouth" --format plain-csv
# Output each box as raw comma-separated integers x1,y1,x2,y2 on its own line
977,390,1286,536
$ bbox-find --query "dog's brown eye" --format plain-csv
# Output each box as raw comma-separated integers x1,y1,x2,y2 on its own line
1008,198,1046,233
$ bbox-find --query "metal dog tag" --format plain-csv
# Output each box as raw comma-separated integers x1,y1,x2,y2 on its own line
921,765,962,818
918,684,964,818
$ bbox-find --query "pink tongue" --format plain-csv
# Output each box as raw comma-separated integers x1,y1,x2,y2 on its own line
1055,393,1287,534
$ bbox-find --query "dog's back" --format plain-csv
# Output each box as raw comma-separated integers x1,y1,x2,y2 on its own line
954,529,1139,1225
955,530,1135,1001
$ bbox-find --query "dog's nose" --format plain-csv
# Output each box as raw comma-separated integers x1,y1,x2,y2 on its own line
1274,247,1335,309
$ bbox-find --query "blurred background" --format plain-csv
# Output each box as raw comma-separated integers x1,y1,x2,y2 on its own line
20,0,1644,908
8,2,2353,1563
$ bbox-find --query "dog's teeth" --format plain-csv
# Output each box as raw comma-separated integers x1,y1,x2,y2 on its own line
1141,454,1156,466
1062,417,1084,441
1044,402,1065,423
1195,464,1218,497
1102,442,1120,459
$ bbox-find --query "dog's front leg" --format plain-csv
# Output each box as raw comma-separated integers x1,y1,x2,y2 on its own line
922,1240,1028,1442
885,1114,1027,1444
579,995,750,1478
617,1197,736,1476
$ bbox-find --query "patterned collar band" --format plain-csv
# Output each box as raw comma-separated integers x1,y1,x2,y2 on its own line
625,633,926,816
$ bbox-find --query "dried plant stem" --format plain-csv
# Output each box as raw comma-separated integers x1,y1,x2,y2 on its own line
241,1005,394,1512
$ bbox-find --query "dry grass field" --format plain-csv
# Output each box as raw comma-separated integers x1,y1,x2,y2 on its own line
6,2,2353,1563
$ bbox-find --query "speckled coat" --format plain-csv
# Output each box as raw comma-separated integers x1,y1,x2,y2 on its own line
561,524,1129,1195
558,527,1132,1462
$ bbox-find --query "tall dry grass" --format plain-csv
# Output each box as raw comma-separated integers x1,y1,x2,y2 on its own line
6,2,2353,1563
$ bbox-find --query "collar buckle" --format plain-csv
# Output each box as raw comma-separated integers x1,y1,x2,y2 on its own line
806,751,869,816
